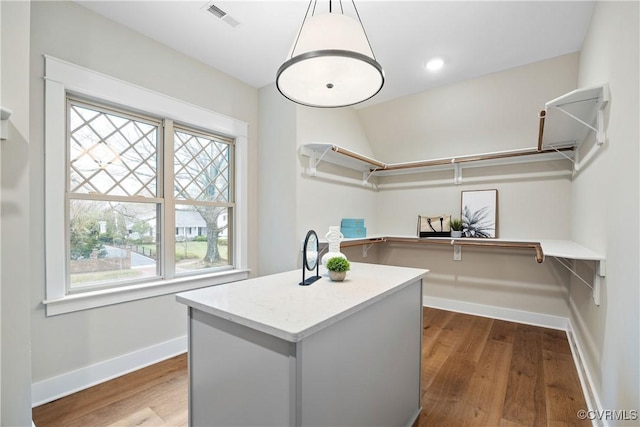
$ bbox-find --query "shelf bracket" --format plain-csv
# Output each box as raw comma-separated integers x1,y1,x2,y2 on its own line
550,86,608,146
593,260,606,306
363,169,376,186
453,162,462,185
548,144,577,164
308,146,332,177
596,108,606,145
553,257,605,306
453,243,462,261
362,243,375,258
1,106,12,141
553,105,601,139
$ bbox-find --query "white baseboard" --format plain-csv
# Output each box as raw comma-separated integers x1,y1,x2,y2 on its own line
31,335,187,407
423,296,569,330
566,317,605,427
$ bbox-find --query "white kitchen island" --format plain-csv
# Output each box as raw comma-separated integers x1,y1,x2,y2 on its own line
176,262,429,427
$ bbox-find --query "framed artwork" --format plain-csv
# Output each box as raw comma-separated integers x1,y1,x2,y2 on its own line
461,189,498,238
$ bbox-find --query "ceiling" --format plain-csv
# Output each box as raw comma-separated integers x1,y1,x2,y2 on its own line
75,1,596,107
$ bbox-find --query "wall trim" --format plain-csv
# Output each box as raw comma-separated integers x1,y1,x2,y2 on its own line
423,295,569,330
567,317,605,427
31,335,187,407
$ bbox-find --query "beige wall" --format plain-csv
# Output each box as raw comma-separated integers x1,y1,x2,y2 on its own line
353,54,579,318
257,83,379,275
571,1,639,421
295,106,378,242
1,0,32,424
359,53,580,163
259,54,582,320
257,84,298,275
28,0,258,389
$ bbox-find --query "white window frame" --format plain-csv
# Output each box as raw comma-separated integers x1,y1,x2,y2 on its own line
43,55,249,316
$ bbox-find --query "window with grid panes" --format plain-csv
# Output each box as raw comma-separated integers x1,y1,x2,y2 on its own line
67,98,234,291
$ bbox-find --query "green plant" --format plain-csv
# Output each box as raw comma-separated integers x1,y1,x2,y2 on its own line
462,206,494,238
449,218,463,231
326,257,350,272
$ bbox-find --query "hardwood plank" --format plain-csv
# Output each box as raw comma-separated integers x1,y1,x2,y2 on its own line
543,349,590,427
421,312,473,393
148,374,188,424
542,329,572,355
459,339,514,426
47,374,184,427
456,315,494,363
499,418,530,427
502,324,547,427
106,407,164,427
422,306,455,329
488,318,517,344
420,352,476,426
32,354,187,427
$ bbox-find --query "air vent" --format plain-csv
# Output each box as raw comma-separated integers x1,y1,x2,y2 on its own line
206,4,226,19
205,3,241,28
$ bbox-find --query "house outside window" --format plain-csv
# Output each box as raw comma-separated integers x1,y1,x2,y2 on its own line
66,99,235,292
44,56,249,315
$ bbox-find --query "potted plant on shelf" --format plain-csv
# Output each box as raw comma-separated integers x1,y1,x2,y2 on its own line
326,257,350,282
450,218,463,238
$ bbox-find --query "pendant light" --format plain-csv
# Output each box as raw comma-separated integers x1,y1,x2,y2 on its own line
276,0,384,108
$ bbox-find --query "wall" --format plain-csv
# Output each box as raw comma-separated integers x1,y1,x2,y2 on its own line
1,0,33,424
258,55,581,322
257,84,298,275
356,54,580,321
29,0,258,403
257,84,379,274
571,1,639,423
360,53,581,162
295,105,378,239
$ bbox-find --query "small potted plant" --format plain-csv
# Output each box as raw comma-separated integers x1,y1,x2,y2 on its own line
449,218,463,238
326,256,350,282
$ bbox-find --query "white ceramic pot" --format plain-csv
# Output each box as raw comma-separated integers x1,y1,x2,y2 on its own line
451,230,462,238
329,270,347,282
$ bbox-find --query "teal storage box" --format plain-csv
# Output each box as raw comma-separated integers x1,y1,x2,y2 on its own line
341,227,366,238
341,218,365,228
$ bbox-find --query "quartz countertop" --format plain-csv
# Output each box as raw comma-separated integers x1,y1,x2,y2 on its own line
176,262,429,342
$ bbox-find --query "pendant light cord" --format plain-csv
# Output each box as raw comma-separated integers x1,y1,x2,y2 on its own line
289,0,378,61
290,0,315,60
351,0,377,61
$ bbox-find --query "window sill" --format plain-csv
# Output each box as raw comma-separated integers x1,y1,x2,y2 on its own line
42,269,251,316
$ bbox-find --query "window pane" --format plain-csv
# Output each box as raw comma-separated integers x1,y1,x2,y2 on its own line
174,130,231,202
69,199,160,289
175,205,231,274
69,103,158,198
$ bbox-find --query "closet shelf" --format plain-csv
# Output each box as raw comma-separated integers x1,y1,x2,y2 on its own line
341,236,545,263
538,84,609,171
338,235,605,306
301,84,609,184
301,143,575,185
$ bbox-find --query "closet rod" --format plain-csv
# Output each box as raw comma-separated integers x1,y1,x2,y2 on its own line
379,147,574,172
384,237,544,263
340,238,386,248
537,110,546,151
330,145,387,169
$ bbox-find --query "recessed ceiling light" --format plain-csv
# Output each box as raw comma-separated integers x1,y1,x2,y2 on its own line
426,58,445,72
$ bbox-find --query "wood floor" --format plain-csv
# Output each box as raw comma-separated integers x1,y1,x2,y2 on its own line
33,308,589,427
416,308,589,427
